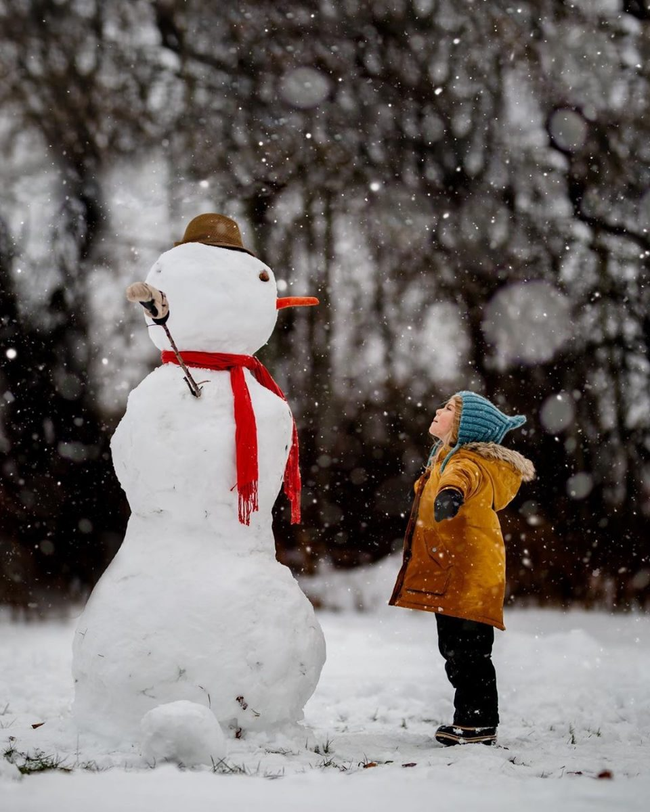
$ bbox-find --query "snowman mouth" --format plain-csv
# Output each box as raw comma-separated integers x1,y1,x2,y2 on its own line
276,297,319,309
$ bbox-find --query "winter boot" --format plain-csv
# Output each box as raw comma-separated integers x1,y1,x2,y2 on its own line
435,724,497,746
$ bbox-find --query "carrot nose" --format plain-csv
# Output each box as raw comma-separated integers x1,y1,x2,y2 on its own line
276,296,320,310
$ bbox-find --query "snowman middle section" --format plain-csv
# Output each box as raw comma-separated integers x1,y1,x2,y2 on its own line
72,365,326,741
113,365,292,541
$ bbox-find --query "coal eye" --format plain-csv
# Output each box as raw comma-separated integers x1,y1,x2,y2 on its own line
259,270,270,282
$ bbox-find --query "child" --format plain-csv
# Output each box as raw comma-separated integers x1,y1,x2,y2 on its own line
389,391,535,746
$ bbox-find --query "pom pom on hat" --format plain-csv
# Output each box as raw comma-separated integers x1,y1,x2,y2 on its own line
439,391,526,472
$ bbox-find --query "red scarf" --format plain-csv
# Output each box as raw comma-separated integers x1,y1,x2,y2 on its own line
161,350,301,526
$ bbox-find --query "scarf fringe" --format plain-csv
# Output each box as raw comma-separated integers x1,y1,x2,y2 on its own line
285,423,301,523
288,492,301,524
238,481,259,526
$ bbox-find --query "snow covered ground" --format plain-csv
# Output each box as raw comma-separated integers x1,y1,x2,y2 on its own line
1,603,649,811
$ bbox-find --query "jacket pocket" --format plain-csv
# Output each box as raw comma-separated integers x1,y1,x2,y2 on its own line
425,540,452,570
404,569,451,597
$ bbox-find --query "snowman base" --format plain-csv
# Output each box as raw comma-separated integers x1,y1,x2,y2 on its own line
72,537,326,743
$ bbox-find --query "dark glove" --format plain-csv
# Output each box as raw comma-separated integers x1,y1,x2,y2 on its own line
434,489,464,522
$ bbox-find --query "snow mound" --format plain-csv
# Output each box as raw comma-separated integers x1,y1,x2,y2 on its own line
300,555,402,612
140,701,227,767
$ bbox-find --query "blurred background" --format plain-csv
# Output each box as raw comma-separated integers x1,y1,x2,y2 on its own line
0,0,648,617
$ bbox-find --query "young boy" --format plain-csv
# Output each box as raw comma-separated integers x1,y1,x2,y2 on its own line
389,391,535,746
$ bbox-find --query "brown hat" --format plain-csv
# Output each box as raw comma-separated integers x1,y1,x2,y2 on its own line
174,213,255,256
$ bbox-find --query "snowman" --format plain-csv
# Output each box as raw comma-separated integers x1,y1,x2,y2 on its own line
72,214,326,753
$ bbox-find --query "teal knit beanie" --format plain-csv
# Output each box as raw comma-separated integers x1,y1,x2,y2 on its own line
438,391,526,472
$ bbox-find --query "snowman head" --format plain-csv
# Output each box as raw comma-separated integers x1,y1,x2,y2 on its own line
144,242,279,355
141,214,317,355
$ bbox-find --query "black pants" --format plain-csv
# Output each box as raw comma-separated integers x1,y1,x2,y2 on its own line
436,613,499,728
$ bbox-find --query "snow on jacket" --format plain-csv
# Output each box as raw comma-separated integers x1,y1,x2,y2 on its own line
389,442,535,630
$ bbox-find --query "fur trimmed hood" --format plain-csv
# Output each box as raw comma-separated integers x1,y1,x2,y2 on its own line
461,441,536,482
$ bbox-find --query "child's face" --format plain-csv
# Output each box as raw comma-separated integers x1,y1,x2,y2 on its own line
429,399,457,443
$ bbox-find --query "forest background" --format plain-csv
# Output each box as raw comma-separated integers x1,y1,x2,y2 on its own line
0,0,648,615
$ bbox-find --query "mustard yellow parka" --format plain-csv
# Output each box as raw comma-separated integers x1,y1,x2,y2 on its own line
389,442,535,630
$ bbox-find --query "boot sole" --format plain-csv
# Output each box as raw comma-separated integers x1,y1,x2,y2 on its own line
435,731,497,746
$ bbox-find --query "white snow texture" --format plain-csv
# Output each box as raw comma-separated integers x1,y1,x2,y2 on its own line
140,701,227,766
72,242,326,745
